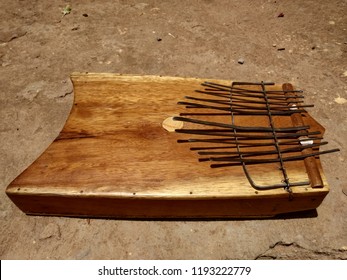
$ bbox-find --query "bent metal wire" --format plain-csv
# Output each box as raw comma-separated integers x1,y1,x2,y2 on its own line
174,81,339,193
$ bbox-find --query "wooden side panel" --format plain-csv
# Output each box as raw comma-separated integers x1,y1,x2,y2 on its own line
7,192,327,219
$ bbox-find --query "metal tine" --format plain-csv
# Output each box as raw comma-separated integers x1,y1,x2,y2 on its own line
191,145,246,151
185,96,231,105
195,89,305,101
232,93,305,100
198,147,325,158
231,103,313,110
195,90,231,98
201,82,284,97
176,131,321,143
178,103,307,115
209,149,340,168
203,88,303,98
189,137,324,151
184,96,313,111
178,130,321,138
200,87,302,97
184,101,280,111
176,129,238,137
196,89,305,100
180,111,305,116
231,86,305,97
175,128,320,137
232,81,275,86
200,84,231,92
176,128,238,133
202,88,233,92
232,81,302,93
180,113,232,116
180,109,308,116
178,102,231,112
228,96,305,105
204,81,274,87
185,96,271,107
176,131,236,137
210,149,340,164
173,116,310,132
203,81,302,95
178,139,241,144
182,101,307,111
197,141,328,157
232,87,303,95
201,84,294,97
267,90,304,94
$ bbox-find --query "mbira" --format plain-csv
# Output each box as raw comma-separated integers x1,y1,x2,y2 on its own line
6,73,339,218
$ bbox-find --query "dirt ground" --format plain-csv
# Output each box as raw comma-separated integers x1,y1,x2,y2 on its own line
0,0,346,260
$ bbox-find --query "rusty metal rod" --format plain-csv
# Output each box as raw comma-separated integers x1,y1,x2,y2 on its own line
173,116,310,132
197,141,327,156
209,149,340,167
189,137,324,150
283,83,324,188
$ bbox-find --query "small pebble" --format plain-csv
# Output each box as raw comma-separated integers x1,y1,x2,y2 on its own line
277,47,285,51
83,13,88,17
277,12,284,17
2,61,11,67
238,58,244,64
334,96,347,104
157,38,162,42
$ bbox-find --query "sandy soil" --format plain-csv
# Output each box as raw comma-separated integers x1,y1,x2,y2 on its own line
0,0,346,259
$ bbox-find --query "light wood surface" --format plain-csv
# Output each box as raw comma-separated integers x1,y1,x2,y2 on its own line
6,73,330,218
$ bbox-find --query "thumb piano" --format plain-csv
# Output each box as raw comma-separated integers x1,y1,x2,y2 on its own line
6,73,339,218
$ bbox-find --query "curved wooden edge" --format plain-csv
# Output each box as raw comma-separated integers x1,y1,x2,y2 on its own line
70,72,231,83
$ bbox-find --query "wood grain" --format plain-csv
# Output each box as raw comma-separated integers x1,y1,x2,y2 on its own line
6,73,330,218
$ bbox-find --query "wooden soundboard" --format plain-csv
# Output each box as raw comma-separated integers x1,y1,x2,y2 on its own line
6,73,333,218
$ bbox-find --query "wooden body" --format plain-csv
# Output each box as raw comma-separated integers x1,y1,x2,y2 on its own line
6,73,329,218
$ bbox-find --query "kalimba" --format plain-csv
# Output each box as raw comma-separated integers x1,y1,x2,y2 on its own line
6,73,339,218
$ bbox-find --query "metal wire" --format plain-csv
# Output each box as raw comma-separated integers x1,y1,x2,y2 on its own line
175,81,339,192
